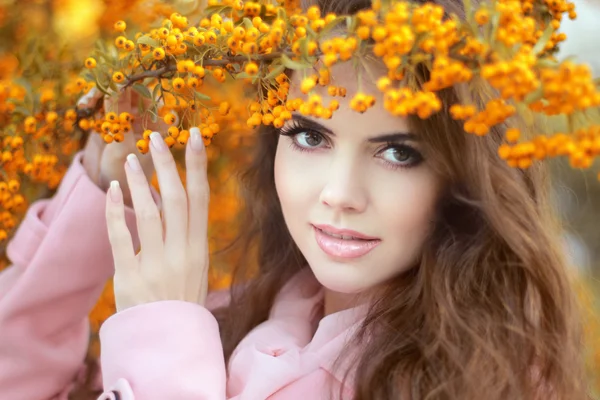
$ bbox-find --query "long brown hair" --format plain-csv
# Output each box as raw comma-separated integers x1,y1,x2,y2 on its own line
213,0,589,399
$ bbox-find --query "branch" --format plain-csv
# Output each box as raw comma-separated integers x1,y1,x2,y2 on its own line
122,50,299,89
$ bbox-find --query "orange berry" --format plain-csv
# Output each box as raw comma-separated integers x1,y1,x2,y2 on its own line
85,57,97,69
165,136,176,148
506,128,520,143
245,62,259,75
164,113,177,125
136,139,150,154
106,112,118,122
168,126,180,138
153,48,166,60
112,72,125,83
172,77,186,91
114,20,127,32
475,9,489,25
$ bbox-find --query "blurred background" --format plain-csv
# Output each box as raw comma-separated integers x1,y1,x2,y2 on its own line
0,0,598,396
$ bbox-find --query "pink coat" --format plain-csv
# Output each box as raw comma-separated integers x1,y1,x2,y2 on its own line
0,152,368,400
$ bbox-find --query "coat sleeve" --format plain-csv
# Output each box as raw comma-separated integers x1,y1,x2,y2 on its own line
0,152,142,400
97,301,227,400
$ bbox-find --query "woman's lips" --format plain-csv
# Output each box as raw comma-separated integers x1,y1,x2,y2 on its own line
313,225,381,259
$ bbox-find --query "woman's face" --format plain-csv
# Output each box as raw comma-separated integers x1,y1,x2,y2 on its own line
274,61,443,295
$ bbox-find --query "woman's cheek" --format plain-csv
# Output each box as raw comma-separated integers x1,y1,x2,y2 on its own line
275,143,319,214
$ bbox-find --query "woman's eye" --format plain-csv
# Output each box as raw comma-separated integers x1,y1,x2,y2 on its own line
295,131,325,148
380,146,421,165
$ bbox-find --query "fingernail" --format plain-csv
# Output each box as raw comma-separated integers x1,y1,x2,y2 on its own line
110,181,122,203
150,132,168,153
126,153,142,171
190,127,204,152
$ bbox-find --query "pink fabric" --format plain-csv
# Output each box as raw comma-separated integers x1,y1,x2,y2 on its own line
0,153,368,400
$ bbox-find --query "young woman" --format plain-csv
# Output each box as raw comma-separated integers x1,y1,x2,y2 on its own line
0,0,589,399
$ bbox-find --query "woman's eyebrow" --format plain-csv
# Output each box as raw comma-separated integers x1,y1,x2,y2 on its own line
368,132,418,143
291,113,417,142
291,114,333,135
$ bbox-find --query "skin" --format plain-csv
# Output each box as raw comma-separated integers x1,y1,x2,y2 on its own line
274,61,444,316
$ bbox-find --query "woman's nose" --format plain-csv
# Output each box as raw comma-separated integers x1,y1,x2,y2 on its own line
318,161,368,213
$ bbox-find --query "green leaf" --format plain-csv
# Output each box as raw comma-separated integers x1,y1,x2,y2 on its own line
195,91,212,101
264,64,286,80
523,87,544,105
149,104,158,123
280,54,309,70
203,5,230,15
137,35,162,49
242,17,253,30
132,83,152,99
178,0,200,14
152,84,162,102
532,23,554,55
141,52,155,64
320,16,344,36
12,105,31,116
299,37,309,59
235,72,253,79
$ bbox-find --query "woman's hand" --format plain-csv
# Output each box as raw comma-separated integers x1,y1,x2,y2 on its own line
105,128,209,311
78,87,164,205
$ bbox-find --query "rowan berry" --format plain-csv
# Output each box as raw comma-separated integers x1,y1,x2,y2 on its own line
124,40,135,52
114,20,126,32
164,113,177,125
7,179,19,193
136,139,150,154
10,137,23,148
475,9,489,25
46,111,58,124
153,48,166,60
106,112,118,122
115,36,127,48
112,72,125,83
85,58,97,69
506,128,520,143
245,62,259,76
121,123,132,133
172,78,185,91
164,136,176,148
218,101,231,115
187,77,201,89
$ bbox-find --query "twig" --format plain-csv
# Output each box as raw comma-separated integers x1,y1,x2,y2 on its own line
122,51,298,89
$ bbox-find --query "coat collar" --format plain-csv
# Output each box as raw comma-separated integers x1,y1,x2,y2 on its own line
227,268,369,399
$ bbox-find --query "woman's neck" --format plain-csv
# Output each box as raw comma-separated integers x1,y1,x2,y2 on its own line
323,288,370,316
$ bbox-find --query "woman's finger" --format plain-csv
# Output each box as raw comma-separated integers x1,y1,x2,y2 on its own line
125,153,164,264
185,128,209,249
105,181,136,271
148,132,188,255
77,86,103,109
82,132,105,184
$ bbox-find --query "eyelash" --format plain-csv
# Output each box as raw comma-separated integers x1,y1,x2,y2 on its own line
278,121,424,170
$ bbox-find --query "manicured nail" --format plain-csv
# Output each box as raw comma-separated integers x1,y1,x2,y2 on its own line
126,153,142,171
110,181,122,203
150,132,168,152
190,127,204,152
